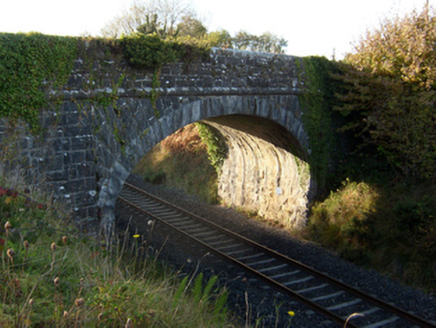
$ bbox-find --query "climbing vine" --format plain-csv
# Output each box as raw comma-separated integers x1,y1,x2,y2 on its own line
0,32,210,132
297,56,344,190
196,122,228,174
117,34,176,118
117,33,180,69
117,33,210,118
151,69,161,118
0,32,77,132
117,33,209,69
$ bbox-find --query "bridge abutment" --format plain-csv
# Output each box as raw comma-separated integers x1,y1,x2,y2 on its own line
0,42,319,231
205,115,313,228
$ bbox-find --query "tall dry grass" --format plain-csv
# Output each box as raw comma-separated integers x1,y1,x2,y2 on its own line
0,164,231,327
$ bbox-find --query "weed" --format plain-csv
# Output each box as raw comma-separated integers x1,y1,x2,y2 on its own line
303,176,436,291
133,123,219,204
0,164,232,327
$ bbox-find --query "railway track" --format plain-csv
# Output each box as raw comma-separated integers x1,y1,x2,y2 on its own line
117,182,435,328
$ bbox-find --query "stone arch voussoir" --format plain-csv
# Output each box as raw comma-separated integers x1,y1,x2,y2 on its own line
99,94,313,229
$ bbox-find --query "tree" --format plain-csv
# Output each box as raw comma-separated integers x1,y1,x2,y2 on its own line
101,0,287,55
337,5,436,178
231,31,287,54
101,1,287,54
198,30,287,54
101,0,194,38
176,15,207,38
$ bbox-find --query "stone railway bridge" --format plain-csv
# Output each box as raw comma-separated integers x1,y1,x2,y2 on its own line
0,46,320,231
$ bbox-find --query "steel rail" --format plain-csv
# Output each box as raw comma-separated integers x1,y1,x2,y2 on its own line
119,182,436,328
118,194,356,327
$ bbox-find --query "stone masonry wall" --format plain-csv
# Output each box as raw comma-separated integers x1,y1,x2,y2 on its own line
0,43,312,230
205,115,313,229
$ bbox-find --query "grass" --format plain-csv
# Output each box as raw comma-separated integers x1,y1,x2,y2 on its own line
0,166,231,327
133,124,219,204
133,124,436,293
300,177,436,292
301,179,378,254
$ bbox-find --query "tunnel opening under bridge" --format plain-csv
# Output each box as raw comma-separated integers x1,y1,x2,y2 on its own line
96,94,316,231
124,114,315,230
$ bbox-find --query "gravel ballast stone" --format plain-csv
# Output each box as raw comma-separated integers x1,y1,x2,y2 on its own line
115,174,436,327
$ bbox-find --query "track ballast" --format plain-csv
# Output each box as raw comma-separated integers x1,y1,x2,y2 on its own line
117,182,435,328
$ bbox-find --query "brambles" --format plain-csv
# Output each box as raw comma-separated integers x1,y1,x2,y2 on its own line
299,5,436,291
0,186,47,211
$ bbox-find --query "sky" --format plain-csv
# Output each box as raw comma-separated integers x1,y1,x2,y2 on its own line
0,0,433,59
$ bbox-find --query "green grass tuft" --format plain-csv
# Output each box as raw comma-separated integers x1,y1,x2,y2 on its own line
0,165,232,327
133,124,219,204
302,177,436,291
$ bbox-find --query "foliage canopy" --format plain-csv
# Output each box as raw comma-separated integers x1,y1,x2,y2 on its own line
101,0,194,38
102,0,288,54
118,33,179,69
336,6,436,178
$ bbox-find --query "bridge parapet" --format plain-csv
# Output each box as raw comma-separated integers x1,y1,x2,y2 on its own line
55,47,302,102
0,40,311,231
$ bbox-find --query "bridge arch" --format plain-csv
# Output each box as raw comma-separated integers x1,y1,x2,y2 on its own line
98,94,315,229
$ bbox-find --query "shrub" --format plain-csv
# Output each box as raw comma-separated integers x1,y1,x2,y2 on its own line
306,180,378,255
337,6,436,178
118,33,180,69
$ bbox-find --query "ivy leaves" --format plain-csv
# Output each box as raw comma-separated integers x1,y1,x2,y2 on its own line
195,122,227,174
0,33,77,132
118,33,179,69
